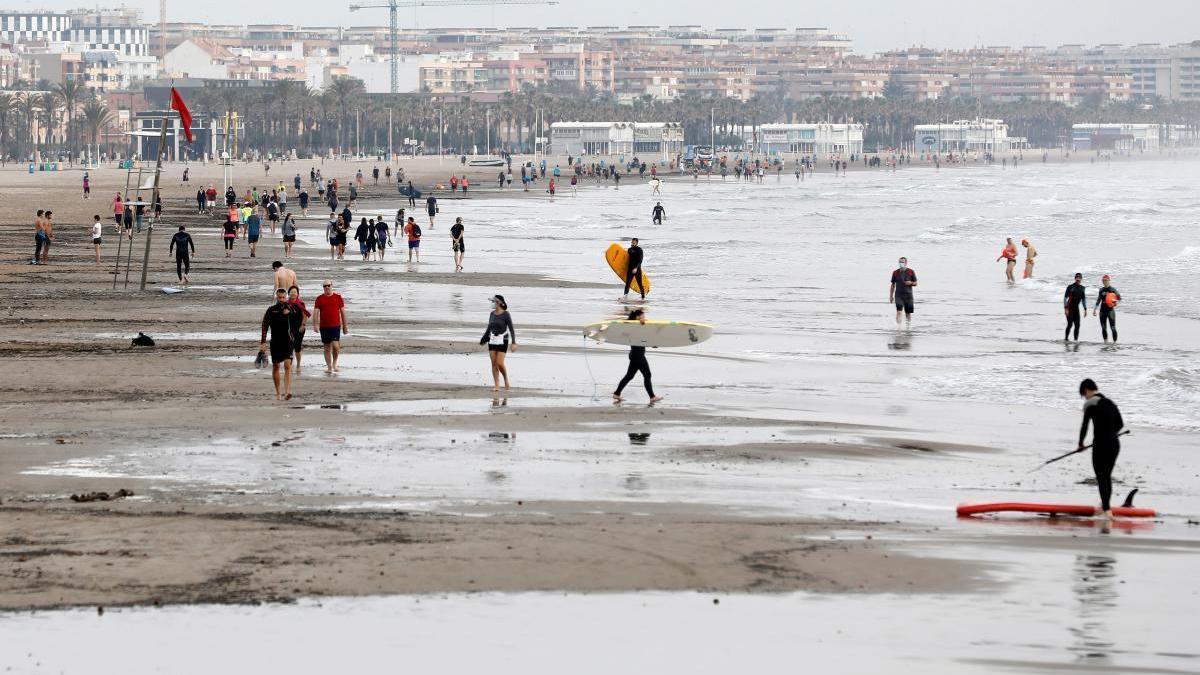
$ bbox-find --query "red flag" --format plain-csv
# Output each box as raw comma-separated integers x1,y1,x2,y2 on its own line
170,87,194,143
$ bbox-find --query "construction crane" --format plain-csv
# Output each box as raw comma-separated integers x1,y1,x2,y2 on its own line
348,0,558,95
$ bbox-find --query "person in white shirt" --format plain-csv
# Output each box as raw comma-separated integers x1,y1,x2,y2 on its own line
91,215,103,265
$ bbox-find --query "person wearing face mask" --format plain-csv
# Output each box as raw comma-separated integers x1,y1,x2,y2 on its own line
889,256,918,325
480,295,517,392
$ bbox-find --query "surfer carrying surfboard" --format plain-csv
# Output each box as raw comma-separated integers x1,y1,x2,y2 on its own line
623,239,647,301
1077,379,1126,520
613,309,663,404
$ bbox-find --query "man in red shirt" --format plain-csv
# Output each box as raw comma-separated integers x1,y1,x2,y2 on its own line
312,279,349,372
205,185,217,215
404,216,421,263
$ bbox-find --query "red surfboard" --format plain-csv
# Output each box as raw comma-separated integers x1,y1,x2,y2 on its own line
957,503,1156,518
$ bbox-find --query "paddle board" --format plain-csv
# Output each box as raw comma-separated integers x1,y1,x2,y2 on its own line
604,243,650,295
956,503,1156,518
584,320,712,348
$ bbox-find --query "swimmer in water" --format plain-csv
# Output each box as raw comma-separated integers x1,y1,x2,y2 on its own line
1022,238,1037,279
997,238,1018,282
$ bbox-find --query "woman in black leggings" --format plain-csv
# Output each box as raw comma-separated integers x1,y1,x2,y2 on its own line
613,309,664,403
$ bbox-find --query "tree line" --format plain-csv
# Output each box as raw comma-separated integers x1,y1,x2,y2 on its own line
4,77,1200,161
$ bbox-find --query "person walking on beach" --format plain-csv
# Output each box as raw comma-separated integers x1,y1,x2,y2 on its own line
355,217,372,260
313,279,348,373
623,238,647,301
480,294,517,392
287,285,310,374
222,217,238,257
91,215,103,265
613,308,663,403
32,210,51,265
997,238,1018,282
113,193,124,227
273,260,298,298
82,172,90,198
889,256,918,325
1076,378,1125,520
1022,238,1038,279
1063,272,1088,341
426,193,438,227
281,213,297,258
374,217,389,261
169,225,195,284
1096,275,1121,343
406,181,417,207
260,288,295,400
651,202,665,225
404,216,422,263
246,209,262,258
196,189,206,214
205,186,217,215
451,217,465,271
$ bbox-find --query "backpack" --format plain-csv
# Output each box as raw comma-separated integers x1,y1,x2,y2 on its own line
411,223,422,238
131,332,155,347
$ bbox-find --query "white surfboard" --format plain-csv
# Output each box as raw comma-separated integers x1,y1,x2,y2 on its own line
583,320,712,348
161,287,185,294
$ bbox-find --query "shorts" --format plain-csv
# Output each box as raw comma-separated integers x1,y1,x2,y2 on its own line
269,213,279,222
248,234,260,244
206,200,215,208
452,241,465,253
488,341,510,353
377,237,387,249
408,239,420,249
319,326,341,344
283,235,296,243
336,234,347,246
269,340,293,365
330,238,339,246
895,296,914,313
93,237,102,245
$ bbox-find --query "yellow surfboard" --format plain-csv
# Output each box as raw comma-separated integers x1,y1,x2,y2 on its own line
604,242,651,295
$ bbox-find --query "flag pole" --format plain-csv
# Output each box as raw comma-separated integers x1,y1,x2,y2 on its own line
138,104,170,291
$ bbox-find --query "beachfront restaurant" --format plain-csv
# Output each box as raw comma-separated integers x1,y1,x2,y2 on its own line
1071,123,1162,152
744,123,864,158
550,121,685,159
913,118,1015,154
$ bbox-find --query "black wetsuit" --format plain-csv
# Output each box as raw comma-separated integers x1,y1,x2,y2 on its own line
169,231,195,280
1063,282,1086,340
260,302,294,365
652,204,665,224
1096,286,1121,342
615,345,655,398
1079,393,1124,511
624,244,646,298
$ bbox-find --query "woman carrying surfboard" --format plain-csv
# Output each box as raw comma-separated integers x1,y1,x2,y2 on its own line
480,295,517,392
613,309,663,404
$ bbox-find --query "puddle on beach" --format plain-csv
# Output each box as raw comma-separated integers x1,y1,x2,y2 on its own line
4,541,1196,675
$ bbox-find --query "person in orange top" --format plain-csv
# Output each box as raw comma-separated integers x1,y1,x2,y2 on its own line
996,237,1018,282
404,216,422,263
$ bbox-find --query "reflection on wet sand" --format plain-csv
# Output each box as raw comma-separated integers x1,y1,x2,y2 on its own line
1070,555,1118,663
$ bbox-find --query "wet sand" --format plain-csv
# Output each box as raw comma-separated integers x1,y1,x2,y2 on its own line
0,158,999,610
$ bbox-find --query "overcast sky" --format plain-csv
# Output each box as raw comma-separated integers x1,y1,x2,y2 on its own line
19,0,1200,54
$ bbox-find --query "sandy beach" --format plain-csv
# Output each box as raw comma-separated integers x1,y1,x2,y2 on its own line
2,152,1198,672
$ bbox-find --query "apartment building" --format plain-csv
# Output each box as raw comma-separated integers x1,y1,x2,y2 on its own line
1049,42,1200,101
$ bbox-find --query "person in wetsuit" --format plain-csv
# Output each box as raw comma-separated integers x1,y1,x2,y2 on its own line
168,225,195,284
623,238,647,301
1063,272,1087,341
1095,274,1121,343
260,288,295,400
1077,378,1125,519
613,309,663,403
651,202,665,224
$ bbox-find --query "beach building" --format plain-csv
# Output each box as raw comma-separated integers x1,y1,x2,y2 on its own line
913,118,1018,153
550,121,684,158
745,123,864,157
1071,123,1162,152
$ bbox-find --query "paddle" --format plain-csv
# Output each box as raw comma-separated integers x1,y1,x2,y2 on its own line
1030,430,1131,472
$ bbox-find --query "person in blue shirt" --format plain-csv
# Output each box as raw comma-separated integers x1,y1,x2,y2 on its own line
247,211,262,258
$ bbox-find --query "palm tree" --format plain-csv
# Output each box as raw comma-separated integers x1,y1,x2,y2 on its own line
326,76,365,153
0,91,15,156
55,79,84,159
81,100,113,161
